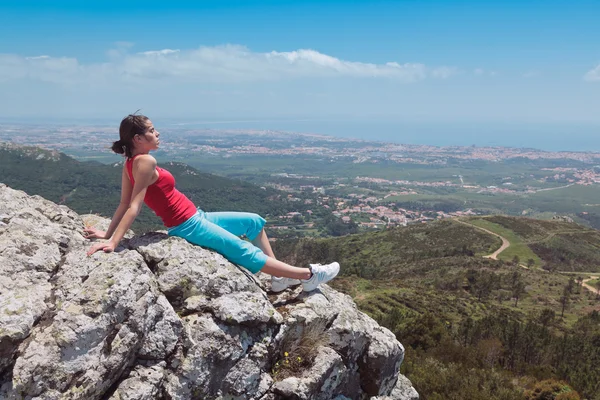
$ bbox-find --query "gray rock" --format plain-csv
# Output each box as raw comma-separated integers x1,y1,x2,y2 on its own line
271,346,350,400
11,249,157,399
108,362,166,400
0,185,85,375
359,326,405,396
205,291,283,326
138,294,183,359
0,184,418,400
371,375,420,400
222,356,270,398
271,285,405,397
129,233,262,308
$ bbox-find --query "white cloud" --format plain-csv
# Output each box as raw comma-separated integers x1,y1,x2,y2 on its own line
473,68,497,77
25,55,51,60
139,49,181,56
0,45,455,85
0,54,83,83
265,49,428,80
584,64,600,81
431,66,458,79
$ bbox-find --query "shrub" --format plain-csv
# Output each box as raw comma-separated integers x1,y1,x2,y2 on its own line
524,379,580,400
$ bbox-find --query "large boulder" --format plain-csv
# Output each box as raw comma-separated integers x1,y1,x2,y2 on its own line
0,184,418,399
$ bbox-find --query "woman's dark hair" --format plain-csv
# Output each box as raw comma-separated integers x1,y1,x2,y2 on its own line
111,113,150,158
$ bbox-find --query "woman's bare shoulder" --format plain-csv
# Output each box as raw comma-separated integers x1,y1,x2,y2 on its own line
133,154,157,167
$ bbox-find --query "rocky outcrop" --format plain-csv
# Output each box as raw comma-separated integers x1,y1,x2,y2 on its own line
0,184,418,400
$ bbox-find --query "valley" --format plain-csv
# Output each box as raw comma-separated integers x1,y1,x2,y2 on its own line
2,134,600,399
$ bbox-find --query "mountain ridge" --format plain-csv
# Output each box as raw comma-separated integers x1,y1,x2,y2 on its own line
0,142,304,233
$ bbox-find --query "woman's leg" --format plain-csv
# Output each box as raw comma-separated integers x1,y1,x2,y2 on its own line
263,257,340,293
170,212,339,290
261,257,311,280
204,211,277,261
203,211,266,240
170,212,297,276
251,229,276,259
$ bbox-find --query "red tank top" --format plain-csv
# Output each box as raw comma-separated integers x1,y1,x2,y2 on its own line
126,155,197,227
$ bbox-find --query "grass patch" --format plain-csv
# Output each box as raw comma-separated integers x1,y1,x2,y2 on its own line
466,218,543,267
272,320,329,380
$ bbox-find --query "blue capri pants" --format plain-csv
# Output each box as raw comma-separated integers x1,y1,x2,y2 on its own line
168,210,269,273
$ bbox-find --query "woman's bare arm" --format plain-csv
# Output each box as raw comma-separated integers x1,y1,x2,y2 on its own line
86,155,157,256
83,166,132,240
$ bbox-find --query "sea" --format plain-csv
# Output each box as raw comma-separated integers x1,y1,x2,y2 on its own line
167,119,600,153
2,117,598,153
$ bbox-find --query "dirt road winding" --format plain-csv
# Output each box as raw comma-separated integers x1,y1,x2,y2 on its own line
456,220,600,291
455,220,510,260
582,276,600,296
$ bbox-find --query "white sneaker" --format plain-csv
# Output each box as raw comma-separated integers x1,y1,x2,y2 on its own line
302,262,340,292
271,276,302,293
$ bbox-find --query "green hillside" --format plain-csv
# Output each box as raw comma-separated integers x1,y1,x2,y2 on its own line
0,144,298,232
273,218,600,322
272,219,501,278
273,219,600,399
468,215,600,272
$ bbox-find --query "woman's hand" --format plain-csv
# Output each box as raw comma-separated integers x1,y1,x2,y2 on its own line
86,241,116,256
83,227,107,240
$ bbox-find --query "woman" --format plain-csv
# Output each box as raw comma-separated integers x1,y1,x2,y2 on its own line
84,114,339,292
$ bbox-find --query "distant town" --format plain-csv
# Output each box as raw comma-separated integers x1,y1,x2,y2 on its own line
2,123,600,236
3,123,600,164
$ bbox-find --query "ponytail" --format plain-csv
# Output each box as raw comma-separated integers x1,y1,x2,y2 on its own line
111,139,124,154
111,139,133,158
113,113,149,158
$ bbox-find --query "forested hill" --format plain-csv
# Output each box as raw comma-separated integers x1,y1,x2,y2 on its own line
274,215,600,276
273,218,600,399
0,143,294,231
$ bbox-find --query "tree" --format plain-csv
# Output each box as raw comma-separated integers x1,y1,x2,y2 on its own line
512,255,520,266
510,271,526,307
457,317,474,347
527,258,535,268
596,279,600,300
538,308,556,328
474,271,497,302
575,276,584,294
566,277,575,295
512,280,526,307
381,307,405,332
560,285,571,318
477,338,503,368
323,214,358,237
398,312,447,351
510,271,521,288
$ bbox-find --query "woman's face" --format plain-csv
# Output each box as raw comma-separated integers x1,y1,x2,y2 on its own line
136,120,160,151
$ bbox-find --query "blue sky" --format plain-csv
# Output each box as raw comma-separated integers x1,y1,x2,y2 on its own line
0,0,599,147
